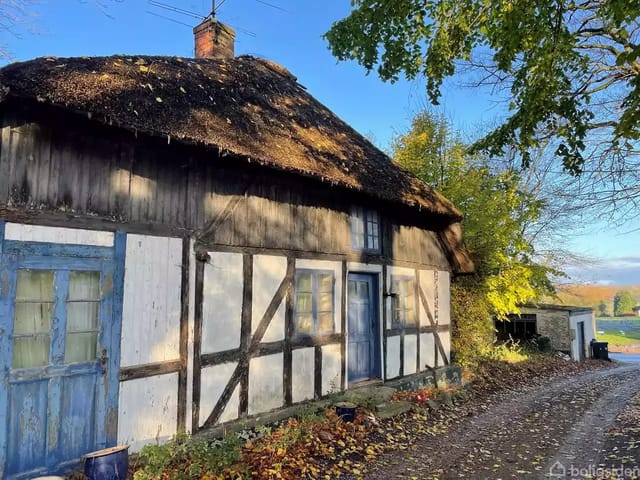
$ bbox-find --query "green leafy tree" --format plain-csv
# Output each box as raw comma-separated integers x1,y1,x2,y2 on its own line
325,0,640,176
613,290,635,316
393,111,557,363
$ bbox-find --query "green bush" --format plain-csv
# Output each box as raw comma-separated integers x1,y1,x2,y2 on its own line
536,336,552,352
133,431,245,480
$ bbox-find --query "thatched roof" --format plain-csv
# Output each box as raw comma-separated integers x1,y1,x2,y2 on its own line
0,54,473,272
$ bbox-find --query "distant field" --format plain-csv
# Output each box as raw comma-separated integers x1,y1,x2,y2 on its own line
595,317,640,348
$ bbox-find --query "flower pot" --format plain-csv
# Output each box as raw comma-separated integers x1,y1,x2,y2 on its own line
84,445,129,480
335,401,356,422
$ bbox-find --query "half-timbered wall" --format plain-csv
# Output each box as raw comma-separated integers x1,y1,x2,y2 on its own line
0,104,459,465
383,267,450,380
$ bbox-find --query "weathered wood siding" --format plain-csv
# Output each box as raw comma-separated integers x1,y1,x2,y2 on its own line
0,103,450,270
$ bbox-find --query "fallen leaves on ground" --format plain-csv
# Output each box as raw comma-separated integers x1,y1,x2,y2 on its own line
128,356,614,480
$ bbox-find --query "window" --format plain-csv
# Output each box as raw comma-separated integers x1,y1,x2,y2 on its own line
12,268,102,369
391,276,416,327
294,270,334,335
351,207,380,252
495,314,537,341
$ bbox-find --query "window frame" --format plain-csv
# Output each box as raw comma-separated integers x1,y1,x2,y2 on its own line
0,240,115,374
390,275,417,328
350,206,381,253
293,269,336,337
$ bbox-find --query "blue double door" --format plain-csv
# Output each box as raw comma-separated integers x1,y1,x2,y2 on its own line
0,235,124,478
347,273,381,383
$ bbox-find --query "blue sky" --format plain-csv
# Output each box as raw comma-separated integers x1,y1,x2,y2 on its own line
2,0,638,285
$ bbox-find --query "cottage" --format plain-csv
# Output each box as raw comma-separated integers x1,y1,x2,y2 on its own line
496,304,596,360
0,16,472,478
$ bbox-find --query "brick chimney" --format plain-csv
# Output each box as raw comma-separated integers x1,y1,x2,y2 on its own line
194,17,235,59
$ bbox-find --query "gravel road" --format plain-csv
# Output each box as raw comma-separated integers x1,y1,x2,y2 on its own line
364,362,640,479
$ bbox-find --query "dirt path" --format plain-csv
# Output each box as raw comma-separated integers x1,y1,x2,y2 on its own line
364,363,640,479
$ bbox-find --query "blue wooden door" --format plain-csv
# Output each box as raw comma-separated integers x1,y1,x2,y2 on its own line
0,238,124,478
348,274,379,383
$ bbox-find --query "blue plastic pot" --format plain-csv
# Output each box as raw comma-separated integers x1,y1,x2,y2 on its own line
84,445,129,480
335,402,356,422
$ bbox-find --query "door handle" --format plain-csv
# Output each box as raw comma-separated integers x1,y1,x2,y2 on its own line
100,349,108,374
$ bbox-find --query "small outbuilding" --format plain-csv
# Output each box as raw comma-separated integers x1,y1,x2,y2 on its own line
495,304,596,361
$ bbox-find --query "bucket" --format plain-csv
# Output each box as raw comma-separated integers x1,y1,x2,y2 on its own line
335,401,356,422
84,445,129,480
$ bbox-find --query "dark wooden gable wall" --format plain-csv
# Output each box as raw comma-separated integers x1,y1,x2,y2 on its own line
0,100,450,270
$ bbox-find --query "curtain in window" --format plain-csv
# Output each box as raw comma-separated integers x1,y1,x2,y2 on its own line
13,270,54,369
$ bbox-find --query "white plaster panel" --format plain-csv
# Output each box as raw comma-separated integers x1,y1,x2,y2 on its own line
386,335,401,379
420,333,436,370
437,271,451,325
404,335,417,376
199,362,239,426
186,240,196,433
322,344,342,395
202,252,243,354
117,373,178,452
253,255,287,343
419,270,437,325
5,223,114,246
439,330,451,365
296,259,343,333
220,385,241,424
249,353,283,415
120,234,182,367
292,348,315,403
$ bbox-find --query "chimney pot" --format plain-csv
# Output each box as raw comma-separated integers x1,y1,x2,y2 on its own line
194,18,235,59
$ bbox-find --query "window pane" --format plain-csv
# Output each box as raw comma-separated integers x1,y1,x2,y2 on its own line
406,308,416,325
369,235,379,251
16,270,54,302
406,284,415,305
296,293,313,313
318,274,333,293
318,312,333,333
296,273,312,292
67,302,99,331
318,292,332,312
69,271,101,301
360,281,369,299
348,280,357,298
295,313,313,334
14,303,53,335
393,309,402,325
13,336,50,368
351,207,365,248
65,332,97,363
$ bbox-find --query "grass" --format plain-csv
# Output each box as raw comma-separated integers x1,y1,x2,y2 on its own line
596,317,640,347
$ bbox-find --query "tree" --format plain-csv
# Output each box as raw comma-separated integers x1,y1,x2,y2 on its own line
613,290,635,316
598,300,607,316
325,0,640,178
392,111,558,362
0,0,36,58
